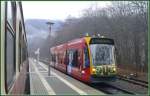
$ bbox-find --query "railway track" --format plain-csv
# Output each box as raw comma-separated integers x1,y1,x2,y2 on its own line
89,83,134,94
117,75,148,88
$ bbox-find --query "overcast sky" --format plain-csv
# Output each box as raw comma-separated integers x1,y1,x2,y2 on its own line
22,1,111,21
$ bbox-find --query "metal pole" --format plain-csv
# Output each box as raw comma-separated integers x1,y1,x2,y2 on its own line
46,21,54,76
48,62,51,76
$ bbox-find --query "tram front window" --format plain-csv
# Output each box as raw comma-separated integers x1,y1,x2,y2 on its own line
90,44,115,66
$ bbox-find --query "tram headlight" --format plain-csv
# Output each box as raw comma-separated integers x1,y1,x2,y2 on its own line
81,70,85,74
92,68,96,74
112,67,116,72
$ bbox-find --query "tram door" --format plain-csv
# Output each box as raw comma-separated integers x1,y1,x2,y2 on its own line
71,50,83,78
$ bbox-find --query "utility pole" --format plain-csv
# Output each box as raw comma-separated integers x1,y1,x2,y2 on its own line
46,21,54,76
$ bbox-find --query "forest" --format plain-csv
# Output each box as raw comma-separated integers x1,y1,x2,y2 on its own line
39,1,148,73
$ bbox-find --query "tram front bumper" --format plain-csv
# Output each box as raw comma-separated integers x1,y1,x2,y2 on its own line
90,75,117,83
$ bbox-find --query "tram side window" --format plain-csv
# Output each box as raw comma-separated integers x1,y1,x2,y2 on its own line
7,1,16,30
72,50,78,67
56,55,58,63
60,53,62,64
65,50,69,65
18,22,22,68
77,49,82,68
5,1,16,91
68,50,73,65
22,47,26,62
22,37,27,63
63,51,66,64
58,54,60,64
83,46,90,68
6,29,15,90
18,22,22,71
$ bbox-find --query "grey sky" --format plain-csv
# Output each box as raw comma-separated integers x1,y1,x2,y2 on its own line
22,1,111,21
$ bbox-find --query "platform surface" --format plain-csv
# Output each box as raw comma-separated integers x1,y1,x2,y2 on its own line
29,58,105,95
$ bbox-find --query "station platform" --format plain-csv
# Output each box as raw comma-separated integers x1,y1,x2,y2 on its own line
29,58,105,95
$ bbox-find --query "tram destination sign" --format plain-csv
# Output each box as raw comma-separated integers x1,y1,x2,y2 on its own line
90,38,114,44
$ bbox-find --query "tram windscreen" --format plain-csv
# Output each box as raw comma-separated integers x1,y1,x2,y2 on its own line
90,44,115,65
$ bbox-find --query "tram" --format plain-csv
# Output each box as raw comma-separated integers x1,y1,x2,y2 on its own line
50,35,117,83
1,1,29,94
